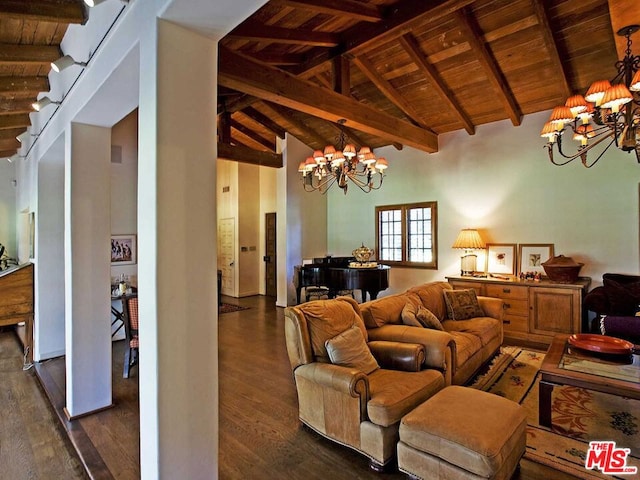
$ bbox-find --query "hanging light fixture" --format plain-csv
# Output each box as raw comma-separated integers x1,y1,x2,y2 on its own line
31,97,61,112
299,119,388,194
51,55,87,73
542,24,640,168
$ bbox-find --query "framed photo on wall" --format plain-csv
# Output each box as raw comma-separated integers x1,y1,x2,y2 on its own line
111,234,137,265
518,243,554,276
485,243,516,275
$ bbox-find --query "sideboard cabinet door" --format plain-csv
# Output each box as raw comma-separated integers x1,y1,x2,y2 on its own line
529,287,581,336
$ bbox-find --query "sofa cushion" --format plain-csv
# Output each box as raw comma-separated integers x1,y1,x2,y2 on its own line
443,289,484,320
603,278,640,316
406,282,452,321
326,325,380,374
449,331,482,367
367,368,445,427
442,317,501,347
401,302,444,331
361,292,421,328
302,298,367,361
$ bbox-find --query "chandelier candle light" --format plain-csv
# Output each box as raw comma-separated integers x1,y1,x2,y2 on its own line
541,25,640,167
299,119,388,194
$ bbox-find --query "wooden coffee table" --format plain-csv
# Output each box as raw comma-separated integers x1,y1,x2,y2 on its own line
539,334,640,428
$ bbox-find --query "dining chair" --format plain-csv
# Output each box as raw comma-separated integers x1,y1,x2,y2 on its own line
123,296,139,378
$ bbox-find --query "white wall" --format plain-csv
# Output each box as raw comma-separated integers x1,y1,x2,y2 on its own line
326,110,639,295
0,160,17,259
110,108,139,284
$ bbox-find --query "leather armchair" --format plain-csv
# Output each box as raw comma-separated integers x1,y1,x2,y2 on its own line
284,296,445,471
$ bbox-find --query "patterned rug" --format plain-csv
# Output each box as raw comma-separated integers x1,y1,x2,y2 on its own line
219,303,249,314
471,346,640,479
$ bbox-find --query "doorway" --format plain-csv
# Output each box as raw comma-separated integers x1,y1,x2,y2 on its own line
264,212,276,297
218,218,235,296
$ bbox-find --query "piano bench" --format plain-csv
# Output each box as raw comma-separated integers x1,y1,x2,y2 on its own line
305,286,330,302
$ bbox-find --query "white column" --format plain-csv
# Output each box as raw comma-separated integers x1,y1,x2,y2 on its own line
138,20,218,479
35,149,66,361
64,123,112,417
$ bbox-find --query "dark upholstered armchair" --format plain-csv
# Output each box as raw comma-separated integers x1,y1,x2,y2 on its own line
284,297,445,471
584,273,640,332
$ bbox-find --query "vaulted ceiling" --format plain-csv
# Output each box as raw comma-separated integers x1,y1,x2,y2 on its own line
1,0,639,166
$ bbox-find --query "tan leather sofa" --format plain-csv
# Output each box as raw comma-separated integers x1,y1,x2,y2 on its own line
360,281,504,385
284,296,445,470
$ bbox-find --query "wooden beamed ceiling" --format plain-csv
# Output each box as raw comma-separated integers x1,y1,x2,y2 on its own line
0,0,85,159
217,0,632,166
1,0,638,167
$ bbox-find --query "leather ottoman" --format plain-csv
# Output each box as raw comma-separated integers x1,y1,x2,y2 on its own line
397,386,527,479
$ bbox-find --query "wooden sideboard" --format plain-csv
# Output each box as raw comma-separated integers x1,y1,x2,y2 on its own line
447,276,591,345
0,263,34,362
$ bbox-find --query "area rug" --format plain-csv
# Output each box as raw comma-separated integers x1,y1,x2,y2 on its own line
219,303,249,314
471,346,640,479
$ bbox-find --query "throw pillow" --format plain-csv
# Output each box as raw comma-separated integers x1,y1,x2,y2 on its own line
401,302,444,330
325,325,380,374
443,289,484,320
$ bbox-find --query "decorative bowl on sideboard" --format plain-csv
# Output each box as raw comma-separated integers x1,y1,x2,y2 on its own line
541,255,584,283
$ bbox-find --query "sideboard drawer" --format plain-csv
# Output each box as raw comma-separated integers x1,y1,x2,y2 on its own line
502,315,528,332
485,284,528,300
501,298,528,317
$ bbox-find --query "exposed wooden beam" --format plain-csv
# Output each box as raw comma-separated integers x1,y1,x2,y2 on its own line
295,0,476,76
0,113,30,130
227,22,340,47
399,34,474,135
272,0,383,23
219,47,438,153
0,76,49,94
608,0,640,59
0,44,61,66
352,55,433,132
0,99,36,115
217,143,282,168
455,9,521,126
224,94,261,114
0,127,25,140
531,0,571,99
0,137,19,151
0,0,86,24
241,107,287,138
219,111,232,144
332,56,350,95
230,119,276,152
254,52,306,66
262,102,328,148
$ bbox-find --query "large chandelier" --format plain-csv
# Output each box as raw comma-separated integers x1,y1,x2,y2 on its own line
298,120,388,194
541,25,640,168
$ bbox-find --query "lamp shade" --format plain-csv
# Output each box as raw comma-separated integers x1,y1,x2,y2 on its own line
452,229,485,250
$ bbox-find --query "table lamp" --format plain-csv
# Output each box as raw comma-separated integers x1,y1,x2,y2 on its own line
452,229,485,276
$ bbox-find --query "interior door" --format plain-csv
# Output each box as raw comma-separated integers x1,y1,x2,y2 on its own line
218,218,235,297
264,212,276,297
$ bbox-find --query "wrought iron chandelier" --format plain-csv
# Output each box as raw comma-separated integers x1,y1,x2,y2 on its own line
541,25,640,168
298,120,388,194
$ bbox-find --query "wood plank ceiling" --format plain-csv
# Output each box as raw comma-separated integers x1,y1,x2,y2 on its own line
0,0,638,165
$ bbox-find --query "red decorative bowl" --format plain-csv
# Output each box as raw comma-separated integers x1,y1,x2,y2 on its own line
567,333,634,355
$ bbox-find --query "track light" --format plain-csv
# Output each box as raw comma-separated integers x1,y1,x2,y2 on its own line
84,0,129,6
32,97,61,112
51,55,87,73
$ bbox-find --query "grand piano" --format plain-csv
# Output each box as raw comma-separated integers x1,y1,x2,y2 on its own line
294,256,390,304
0,263,34,362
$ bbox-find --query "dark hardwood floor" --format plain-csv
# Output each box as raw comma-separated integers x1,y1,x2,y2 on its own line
2,296,580,479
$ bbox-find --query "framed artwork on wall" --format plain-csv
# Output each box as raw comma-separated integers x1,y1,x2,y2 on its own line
485,243,516,275
111,234,137,265
518,243,554,276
